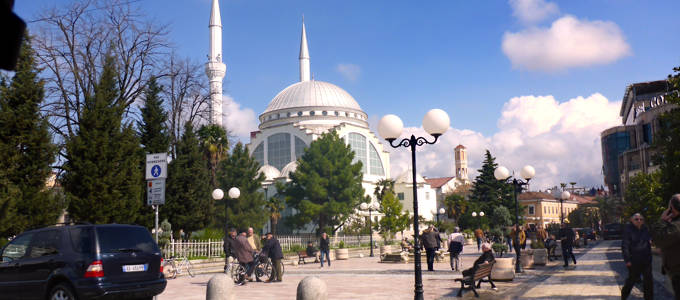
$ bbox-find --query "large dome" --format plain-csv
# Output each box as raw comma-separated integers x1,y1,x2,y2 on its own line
264,80,362,114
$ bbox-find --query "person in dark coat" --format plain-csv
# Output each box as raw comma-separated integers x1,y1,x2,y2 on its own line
621,213,653,300
559,223,577,267
462,243,495,277
233,231,255,281
262,232,284,282
223,228,237,272
422,225,439,271
650,194,680,299
319,232,331,268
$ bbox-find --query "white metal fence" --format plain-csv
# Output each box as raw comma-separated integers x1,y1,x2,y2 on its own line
161,234,373,258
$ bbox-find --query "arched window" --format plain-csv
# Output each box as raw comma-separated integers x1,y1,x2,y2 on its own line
347,133,367,174
253,142,264,166
369,143,385,176
295,136,307,160
267,133,291,170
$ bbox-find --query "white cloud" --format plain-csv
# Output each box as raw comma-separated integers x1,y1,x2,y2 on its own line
336,63,361,82
222,95,258,143
502,15,631,72
509,0,559,24
375,93,621,191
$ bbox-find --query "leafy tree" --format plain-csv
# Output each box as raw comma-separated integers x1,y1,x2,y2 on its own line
469,150,513,214
568,206,599,228
623,171,665,222
655,65,680,201
282,131,365,235
216,142,267,232
0,35,61,235
164,122,212,232
373,178,395,203
198,125,228,187
62,54,143,224
443,193,468,222
376,191,410,242
490,206,513,229
595,196,623,224
137,76,170,227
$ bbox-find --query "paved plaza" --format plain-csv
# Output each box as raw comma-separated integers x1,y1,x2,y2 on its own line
159,240,673,299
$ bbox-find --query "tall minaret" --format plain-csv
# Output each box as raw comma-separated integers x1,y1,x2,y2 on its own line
299,19,310,82
205,0,226,127
454,145,468,181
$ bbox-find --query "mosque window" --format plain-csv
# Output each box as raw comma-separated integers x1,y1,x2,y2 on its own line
369,142,385,176
267,133,291,170
287,112,291,117
348,133,367,174
310,111,315,116
334,111,339,116
295,136,307,160
297,111,302,116
253,142,264,166
322,111,328,116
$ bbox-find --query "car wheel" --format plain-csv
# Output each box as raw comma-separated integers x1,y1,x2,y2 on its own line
49,283,77,300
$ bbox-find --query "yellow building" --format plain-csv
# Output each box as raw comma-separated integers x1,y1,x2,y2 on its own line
519,192,579,230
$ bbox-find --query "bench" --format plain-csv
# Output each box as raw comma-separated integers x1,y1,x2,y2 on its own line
298,251,313,264
455,261,496,297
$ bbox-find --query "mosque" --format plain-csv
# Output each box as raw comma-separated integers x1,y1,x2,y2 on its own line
205,0,470,233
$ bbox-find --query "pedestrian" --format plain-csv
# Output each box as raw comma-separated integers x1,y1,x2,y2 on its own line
519,226,527,250
319,232,331,268
422,225,439,271
262,232,284,282
621,213,653,300
223,228,237,272
536,225,547,242
448,227,465,271
650,194,680,299
559,223,576,268
462,242,495,288
474,228,484,252
505,227,513,250
247,227,261,252
233,230,255,283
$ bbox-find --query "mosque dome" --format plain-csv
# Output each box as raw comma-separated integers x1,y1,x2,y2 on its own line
258,165,281,181
264,80,363,114
280,161,298,178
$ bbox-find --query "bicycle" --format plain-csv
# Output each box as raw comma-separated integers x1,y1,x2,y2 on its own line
164,250,195,279
254,252,284,282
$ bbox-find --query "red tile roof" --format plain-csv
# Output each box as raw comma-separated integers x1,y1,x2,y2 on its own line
424,177,455,188
518,191,556,200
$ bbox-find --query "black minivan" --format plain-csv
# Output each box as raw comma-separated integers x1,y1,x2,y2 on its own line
0,224,166,300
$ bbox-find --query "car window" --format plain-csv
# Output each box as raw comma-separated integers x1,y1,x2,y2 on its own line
96,227,159,254
29,230,61,258
69,227,93,254
1,233,33,262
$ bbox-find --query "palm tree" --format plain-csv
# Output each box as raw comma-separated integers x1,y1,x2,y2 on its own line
197,125,228,186
374,179,395,203
266,191,286,234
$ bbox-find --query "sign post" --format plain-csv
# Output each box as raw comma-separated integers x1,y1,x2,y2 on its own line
146,153,168,245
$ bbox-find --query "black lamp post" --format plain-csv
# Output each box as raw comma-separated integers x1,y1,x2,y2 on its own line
213,187,240,272
494,165,535,274
378,109,450,300
361,202,380,257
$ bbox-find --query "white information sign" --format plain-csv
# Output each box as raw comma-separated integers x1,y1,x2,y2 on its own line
147,179,166,205
146,153,168,180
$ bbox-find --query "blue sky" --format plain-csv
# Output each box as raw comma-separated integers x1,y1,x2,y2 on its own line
15,0,680,189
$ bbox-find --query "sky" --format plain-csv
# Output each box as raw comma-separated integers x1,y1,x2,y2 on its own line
15,0,680,190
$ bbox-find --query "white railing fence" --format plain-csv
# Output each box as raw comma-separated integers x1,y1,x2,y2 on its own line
161,234,374,258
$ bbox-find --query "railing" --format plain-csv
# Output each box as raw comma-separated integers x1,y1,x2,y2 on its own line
161,234,374,258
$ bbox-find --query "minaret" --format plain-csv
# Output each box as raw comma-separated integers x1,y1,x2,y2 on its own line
205,0,227,127
299,19,310,82
454,145,468,181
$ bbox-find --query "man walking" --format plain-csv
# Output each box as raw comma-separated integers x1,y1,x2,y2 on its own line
448,227,465,271
650,194,680,299
474,228,484,252
223,228,237,272
319,232,331,268
233,230,255,283
559,222,576,268
422,225,439,271
262,232,284,282
621,213,653,300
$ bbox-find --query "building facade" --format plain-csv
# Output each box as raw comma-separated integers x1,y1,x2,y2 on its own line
519,192,579,229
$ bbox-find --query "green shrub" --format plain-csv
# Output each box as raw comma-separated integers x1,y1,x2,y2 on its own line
338,241,346,249
463,229,474,239
191,228,225,240
530,238,545,249
158,219,172,249
492,243,508,254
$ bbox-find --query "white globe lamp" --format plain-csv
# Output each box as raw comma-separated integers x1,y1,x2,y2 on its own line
228,187,240,199
378,114,404,140
422,109,450,136
212,188,224,200
494,166,510,180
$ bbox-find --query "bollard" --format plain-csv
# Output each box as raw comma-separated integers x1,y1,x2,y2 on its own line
206,273,234,300
296,276,328,300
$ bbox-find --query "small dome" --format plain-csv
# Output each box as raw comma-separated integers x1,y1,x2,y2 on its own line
263,80,363,114
258,165,280,181
396,168,426,184
280,161,298,178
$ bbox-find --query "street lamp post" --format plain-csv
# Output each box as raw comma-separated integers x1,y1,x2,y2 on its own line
560,191,570,225
494,165,535,274
213,187,240,271
434,207,445,225
360,202,380,257
378,109,450,300
472,211,485,229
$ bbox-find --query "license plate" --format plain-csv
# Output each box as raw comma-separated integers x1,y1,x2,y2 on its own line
122,264,148,272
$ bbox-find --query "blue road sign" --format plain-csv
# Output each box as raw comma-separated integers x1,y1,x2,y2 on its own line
151,165,161,178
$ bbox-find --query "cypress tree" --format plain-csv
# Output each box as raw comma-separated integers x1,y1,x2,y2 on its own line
216,142,267,232
469,150,514,215
0,35,61,234
164,122,212,233
62,54,143,224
